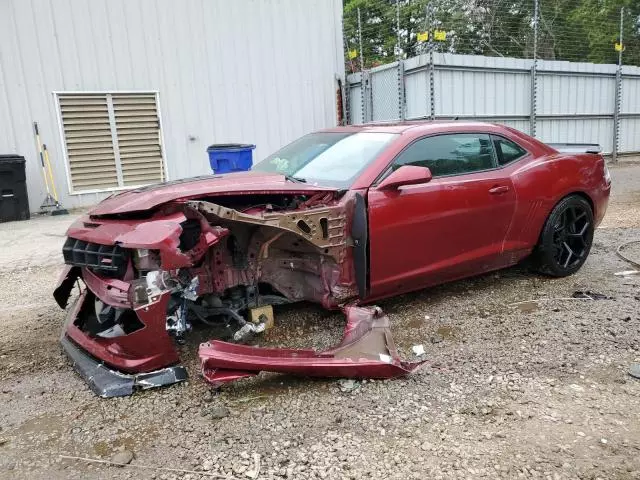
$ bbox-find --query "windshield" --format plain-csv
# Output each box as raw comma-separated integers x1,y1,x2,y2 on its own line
252,132,397,188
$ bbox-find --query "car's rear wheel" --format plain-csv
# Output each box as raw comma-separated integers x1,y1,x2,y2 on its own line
533,195,594,277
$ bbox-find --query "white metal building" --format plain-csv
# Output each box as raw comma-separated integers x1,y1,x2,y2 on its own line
0,0,345,212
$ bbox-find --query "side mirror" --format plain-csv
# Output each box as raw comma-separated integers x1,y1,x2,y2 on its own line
377,165,432,190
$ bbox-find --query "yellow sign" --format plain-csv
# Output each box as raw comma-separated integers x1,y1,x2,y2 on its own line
348,49,358,59
615,42,624,52
434,30,447,41
417,32,428,42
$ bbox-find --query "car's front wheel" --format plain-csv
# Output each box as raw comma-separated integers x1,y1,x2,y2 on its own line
533,194,594,277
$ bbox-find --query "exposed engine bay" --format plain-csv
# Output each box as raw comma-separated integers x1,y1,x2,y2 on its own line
54,190,422,397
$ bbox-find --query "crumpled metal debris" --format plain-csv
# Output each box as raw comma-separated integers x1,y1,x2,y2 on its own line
199,305,425,387
182,276,200,301
233,322,266,342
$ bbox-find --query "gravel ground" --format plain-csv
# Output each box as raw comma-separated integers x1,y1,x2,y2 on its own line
1,162,639,480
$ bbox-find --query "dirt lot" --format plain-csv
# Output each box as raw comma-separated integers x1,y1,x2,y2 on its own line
1,163,639,480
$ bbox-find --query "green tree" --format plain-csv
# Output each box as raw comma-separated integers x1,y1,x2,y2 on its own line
567,0,640,65
343,0,640,68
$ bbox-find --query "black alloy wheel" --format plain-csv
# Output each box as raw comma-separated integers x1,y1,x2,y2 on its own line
534,195,594,277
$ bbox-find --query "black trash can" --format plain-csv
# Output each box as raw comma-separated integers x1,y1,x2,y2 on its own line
0,155,30,222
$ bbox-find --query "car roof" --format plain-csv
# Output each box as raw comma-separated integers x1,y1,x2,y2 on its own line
321,120,499,134
321,120,554,159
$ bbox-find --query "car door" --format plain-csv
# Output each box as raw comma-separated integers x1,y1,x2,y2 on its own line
366,132,517,299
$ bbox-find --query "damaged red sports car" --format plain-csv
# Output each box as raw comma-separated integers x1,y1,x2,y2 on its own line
53,122,611,397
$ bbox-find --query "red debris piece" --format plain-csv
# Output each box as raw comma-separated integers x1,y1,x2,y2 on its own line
199,305,425,387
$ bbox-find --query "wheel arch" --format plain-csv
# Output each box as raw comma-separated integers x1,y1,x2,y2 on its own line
565,191,595,216
535,191,595,244
532,190,595,276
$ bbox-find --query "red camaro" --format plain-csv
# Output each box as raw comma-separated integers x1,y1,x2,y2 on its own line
53,122,611,397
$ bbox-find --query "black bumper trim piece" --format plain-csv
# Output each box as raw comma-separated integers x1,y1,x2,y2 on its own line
60,335,188,398
62,237,129,275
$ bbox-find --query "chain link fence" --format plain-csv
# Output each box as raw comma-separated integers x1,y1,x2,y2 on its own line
343,0,640,161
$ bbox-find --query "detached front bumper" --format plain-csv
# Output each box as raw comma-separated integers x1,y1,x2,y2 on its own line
55,266,187,397
60,335,187,398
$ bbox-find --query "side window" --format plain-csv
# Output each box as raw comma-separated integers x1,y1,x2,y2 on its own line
492,136,528,166
392,133,496,177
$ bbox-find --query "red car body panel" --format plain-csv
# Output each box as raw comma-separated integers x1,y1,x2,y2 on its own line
91,171,335,216
66,210,231,271
200,305,425,385
367,167,519,298
52,122,611,396
65,289,180,372
359,123,609,300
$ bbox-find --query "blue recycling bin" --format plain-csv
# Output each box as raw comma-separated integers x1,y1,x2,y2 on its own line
207,144,255,174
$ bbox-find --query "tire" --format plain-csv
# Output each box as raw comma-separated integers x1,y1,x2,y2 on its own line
533,195,594,277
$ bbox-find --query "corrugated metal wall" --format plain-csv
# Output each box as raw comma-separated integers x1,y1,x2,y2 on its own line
348,53,640,155
620,75,640,153
0,0,344,211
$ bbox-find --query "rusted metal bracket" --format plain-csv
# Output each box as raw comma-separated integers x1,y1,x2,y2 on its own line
188,200,347,252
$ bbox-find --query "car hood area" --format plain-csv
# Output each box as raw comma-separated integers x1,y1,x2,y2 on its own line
90,171,337,216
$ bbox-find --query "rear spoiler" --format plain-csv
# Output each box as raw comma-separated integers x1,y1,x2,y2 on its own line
547,143,602,154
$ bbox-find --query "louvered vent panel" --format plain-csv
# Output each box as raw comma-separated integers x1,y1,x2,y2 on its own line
112,94,164,186
58,94,119,191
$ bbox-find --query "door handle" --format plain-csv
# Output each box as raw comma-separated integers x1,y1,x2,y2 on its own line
489,185,510,195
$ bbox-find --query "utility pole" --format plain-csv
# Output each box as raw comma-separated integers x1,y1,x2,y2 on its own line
613,7,624,163
426,2,435,120
357,7,366,124
396,0,405,121
357,7,364,73
395,0,401,58
530,0,539,137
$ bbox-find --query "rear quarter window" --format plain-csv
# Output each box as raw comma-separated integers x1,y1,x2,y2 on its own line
492,136,528,166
